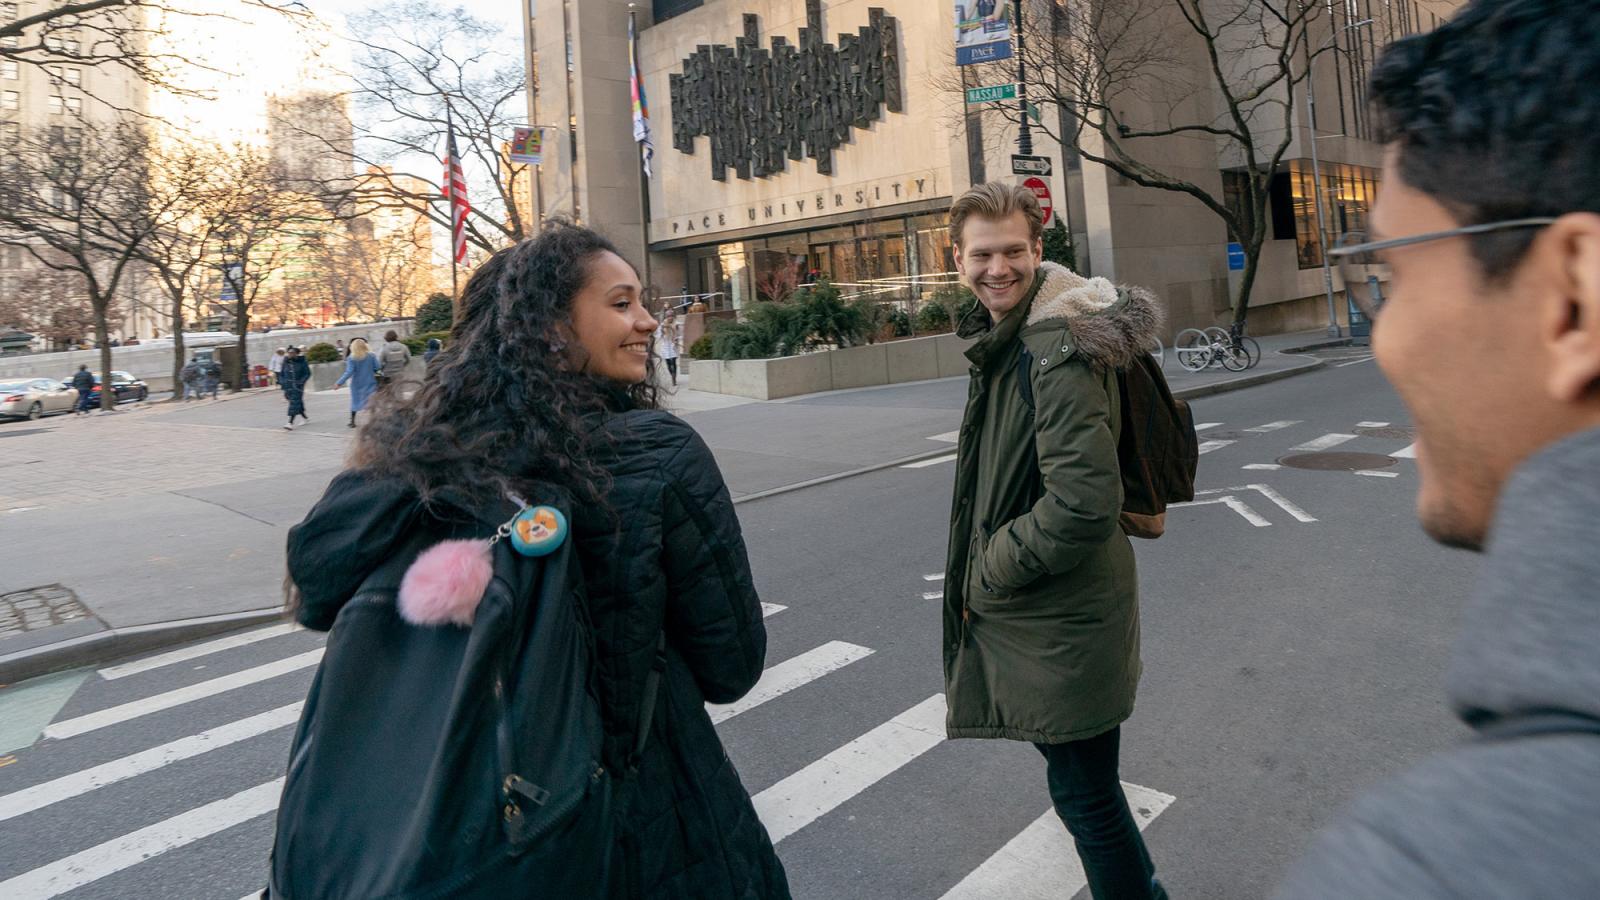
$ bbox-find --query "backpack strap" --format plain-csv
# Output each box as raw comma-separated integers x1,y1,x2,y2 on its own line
1015,346,1036,412
627,632,668,775
1473,712,1600,743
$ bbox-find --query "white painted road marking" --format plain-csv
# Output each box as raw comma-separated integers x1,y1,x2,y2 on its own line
0,703,302,823
708,642,873,725
923,573,944,582
754,693,947,843
927,431,960,443
1169,495,1272,527
939,782,1176,900
1392,443,1418,459
902,454,957,469
1244,420,1300,433
1193,484,1318,523
1291,433,1358,452
43,649,325,741
1355,470,1399,478
922,591,944,601
1242,464,1282,471
1194,422,1222,431
1198,440,1235,455
1336,355,1377,367
0,777,284,899
97,624,300,681
760,603,786,618
1356,421,1390,428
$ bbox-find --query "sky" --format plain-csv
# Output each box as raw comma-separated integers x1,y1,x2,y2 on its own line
304,0,525,37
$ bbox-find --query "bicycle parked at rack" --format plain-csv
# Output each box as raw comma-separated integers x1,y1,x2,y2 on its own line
1174,323,1261,372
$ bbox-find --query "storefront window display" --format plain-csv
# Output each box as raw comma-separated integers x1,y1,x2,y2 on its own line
1289,160,1380,269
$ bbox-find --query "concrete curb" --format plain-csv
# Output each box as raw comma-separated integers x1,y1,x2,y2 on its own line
0,607,286,685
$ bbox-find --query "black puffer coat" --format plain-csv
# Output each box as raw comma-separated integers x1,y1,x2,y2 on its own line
579,409,790,900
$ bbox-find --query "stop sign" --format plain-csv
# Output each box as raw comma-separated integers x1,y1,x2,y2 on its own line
1022,176,1053,226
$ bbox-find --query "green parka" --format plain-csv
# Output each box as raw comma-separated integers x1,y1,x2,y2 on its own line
942,261,1163,744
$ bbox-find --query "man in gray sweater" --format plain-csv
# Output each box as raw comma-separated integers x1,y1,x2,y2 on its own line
1277,1,1600,897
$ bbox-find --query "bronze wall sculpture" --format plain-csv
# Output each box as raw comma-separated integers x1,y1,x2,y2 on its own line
666,3,903,181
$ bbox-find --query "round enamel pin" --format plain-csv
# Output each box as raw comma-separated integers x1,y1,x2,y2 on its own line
509,505,568,557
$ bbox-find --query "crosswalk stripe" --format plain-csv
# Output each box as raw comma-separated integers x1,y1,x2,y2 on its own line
923,573,944,582
927,431,960,443
938,782,1175,899
1291,433,1357,452
754,693,946,844
0,777,284,899
1355,470,1399,478
922,591,944,600
902,454,957,469
43,649,325,741
0,703,302,823
97,624,300,681
1194,422,1222,431
1392,442,1417,458
1244,420,1300,433
1198,440,1234,455
760,603,786,618
1356,421,1390,428
1242,463,1282,471
709,642,873,725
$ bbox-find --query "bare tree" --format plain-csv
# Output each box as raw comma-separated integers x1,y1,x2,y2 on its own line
971,0,1389,326
0,123,173,408
0,265,105,348
275,0,531,257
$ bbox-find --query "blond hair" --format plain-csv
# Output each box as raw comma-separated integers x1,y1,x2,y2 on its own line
349,338,370,361
949,182,1045,247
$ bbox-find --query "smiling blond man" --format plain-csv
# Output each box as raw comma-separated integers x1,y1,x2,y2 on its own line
940,182,1166,899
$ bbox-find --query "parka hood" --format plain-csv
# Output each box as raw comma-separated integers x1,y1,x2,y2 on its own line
286,470,426,630
1023,262,1164,369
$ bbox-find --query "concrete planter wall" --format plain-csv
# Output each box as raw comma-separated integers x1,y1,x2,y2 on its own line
693,333,975,400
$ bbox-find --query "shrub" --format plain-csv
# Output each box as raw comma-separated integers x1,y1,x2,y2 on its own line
689,334,715,360
887,306,913,337
305,342,340,364
851,298,887,344
914,300,953,334
414,293,454,333
796,279,868,349
1042,219,1077,271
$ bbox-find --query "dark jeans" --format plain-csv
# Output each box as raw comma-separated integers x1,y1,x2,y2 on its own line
1034,727,1163,900
665,357,679,380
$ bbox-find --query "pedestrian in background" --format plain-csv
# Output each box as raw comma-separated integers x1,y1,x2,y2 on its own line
422,337,442,366
282,222,788,898
656,305,681,387
335,339,347,360
201,356,222,399
940,183,1166,900
378,329,411,390
279,346,311,430
335,337,379,428
268,348,286,386
180,358,202,401
1277,1,1600,896
71,365,95,414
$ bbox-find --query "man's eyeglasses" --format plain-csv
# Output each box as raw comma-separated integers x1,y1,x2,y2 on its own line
1330,217,1558,318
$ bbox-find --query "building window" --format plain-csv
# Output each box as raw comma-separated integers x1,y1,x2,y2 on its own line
0,2,16,21
1,60,16,80
1288,159,1380,269
0,121,16,142
0,35,17,49
653,0,703,23
47,65,81,86
44,35,80,55
47,95,61,114
1,90,18,110
65,96,80,115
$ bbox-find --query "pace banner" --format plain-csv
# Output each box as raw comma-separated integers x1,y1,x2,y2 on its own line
955,0,1013,66
508,126,544,165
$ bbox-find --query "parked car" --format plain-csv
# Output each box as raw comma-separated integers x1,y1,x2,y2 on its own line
0,379,80,420
58,370,149,407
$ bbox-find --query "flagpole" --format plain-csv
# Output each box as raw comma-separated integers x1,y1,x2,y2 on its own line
446,106,460,306
629,5,654,300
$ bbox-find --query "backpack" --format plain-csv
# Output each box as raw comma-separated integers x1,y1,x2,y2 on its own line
268,493,663,899
1017,347,1198,539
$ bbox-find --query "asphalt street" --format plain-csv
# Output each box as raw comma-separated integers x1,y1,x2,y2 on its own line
0,355,1480,899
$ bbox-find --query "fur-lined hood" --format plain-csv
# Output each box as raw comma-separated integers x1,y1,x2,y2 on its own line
1022,262,1164,369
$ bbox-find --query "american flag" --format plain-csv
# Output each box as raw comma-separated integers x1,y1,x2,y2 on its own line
442,123,471,263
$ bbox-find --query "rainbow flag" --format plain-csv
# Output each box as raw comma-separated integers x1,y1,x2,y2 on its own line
629,14,654,179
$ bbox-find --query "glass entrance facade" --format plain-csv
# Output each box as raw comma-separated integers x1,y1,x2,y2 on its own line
683,211,955,311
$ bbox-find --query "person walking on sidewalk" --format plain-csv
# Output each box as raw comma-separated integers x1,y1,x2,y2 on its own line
285,221,789,898
268,348,286,386
279,346,311,430
422,337,442,366
1277,2,1600,896
940,183,1166,900
71,365,95,414
378,329,411,390
179,358,202,401
200,356,222,399
335,338,379,428
655,305,681,387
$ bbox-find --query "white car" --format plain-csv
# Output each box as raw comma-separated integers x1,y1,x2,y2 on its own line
0,378,79,420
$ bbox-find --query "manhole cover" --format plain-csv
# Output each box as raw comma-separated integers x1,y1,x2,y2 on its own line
1355,426,1415,440
1279,452,1398,471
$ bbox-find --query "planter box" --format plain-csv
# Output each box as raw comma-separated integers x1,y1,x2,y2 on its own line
693,333,976,400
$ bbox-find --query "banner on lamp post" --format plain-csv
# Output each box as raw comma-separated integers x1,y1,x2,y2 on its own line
955,0,1013,66
508,126,544,165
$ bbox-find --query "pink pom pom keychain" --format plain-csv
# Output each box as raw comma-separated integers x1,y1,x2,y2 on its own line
397,499,569,627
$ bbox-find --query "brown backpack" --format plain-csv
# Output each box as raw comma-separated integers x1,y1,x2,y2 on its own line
1017,348,1199,539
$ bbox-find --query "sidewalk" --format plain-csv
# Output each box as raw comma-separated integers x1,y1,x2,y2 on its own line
0,331,1334,684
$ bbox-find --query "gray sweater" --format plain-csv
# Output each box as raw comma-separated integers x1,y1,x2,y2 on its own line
1277,426,1600,898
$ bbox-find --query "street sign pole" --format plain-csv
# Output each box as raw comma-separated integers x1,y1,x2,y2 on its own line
1014,1,1031,156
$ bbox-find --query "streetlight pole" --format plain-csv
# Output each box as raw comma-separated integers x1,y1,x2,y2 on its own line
1305,18,1372,339
1015,0,1031,156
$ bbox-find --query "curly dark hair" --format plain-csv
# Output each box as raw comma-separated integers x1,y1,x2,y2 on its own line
351,220,659,511
1369,0,1600,279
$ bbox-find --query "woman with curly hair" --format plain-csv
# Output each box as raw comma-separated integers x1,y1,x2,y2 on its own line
281,221,790,899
